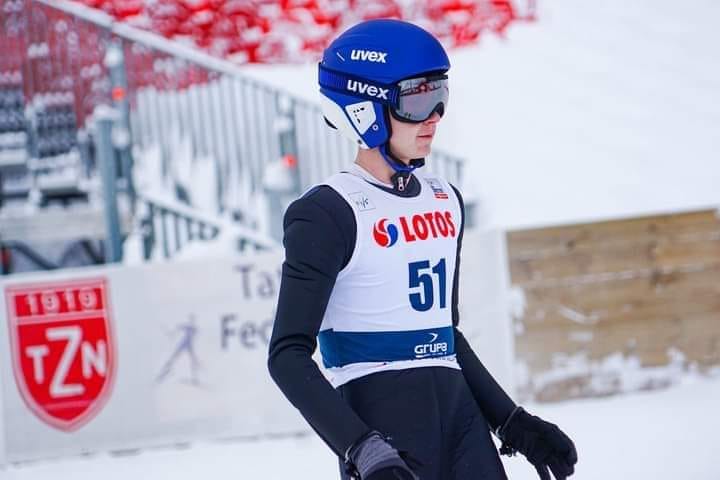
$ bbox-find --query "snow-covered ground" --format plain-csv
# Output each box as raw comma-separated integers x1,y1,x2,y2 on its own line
4,374,719,480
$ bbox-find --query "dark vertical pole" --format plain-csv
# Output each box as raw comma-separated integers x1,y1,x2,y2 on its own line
142,202,156,260
161,208,170,259
92,105,122,263
105,41,136,214
173,214,181,253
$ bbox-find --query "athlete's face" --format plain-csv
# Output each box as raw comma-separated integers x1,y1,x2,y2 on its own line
388,111,442,163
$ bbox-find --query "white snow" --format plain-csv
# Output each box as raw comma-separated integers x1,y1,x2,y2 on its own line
4,374,719,480
520,349,691,400
240,0,720,231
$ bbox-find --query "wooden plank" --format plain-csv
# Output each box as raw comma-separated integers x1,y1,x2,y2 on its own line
507,210,720,258
510,234,720,284
507,209,720,401
516,311,720,373
522,293,720,332
519,264,720,326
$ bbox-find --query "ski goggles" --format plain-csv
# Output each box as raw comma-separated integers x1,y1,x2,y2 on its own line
392,74,449,123
318,65,449,124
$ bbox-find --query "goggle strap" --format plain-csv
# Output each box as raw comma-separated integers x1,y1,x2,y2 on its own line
380,144,417,174
318,64,400,106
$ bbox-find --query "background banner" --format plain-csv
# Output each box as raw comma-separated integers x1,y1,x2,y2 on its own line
0,230,512,464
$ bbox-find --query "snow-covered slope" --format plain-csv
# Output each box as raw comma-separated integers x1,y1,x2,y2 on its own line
242,0,720,230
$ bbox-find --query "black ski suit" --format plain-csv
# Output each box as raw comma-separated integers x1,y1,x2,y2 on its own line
268,174,514,479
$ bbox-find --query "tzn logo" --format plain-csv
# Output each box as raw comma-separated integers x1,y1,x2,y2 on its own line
350,49,388,63
346,80,389,100
6,278,115,431
25,326,108,398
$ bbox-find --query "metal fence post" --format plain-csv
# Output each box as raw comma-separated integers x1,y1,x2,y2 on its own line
92,105,123,263
262,94,302,241
0,244,7,275
141,202,156,260
262,161,296,242
275,94,301,197
105,41,136,214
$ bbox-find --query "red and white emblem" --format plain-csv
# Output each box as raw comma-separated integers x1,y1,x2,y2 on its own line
4,278,116,431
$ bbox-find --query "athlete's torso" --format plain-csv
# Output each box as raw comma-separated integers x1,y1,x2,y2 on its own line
317,165,463,387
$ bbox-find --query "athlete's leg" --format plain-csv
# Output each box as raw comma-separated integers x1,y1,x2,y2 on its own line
446,375,508,480
337,369,444,480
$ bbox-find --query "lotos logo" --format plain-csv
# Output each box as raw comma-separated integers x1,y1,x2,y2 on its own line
373,218,399,247
350,49,388,63
346,80,389,100
5,278,116,431
372,211,456,247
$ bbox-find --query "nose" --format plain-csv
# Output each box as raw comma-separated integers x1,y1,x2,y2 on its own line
424,111,442,125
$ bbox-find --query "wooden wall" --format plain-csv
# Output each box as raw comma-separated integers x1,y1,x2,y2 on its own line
506,210,720,402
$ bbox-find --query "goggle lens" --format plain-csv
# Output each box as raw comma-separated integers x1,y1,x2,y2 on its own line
394,75,449,123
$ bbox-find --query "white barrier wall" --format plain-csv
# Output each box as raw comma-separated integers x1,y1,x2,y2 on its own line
0,230,512,464
460,229,515,395
0,252,305,463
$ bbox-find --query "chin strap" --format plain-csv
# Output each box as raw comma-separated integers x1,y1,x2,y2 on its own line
379,144,425,192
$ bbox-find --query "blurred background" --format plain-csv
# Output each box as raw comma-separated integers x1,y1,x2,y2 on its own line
0,0,719,479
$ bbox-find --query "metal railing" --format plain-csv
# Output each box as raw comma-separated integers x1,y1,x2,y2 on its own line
137,192,278,260
28,0,466,199
2,0,467,265
0,239,104,275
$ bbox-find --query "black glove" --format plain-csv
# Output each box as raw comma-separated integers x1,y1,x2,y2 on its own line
345,431,418,480
497,407,578,480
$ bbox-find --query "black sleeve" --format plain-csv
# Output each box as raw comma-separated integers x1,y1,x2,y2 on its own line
267,186,371,457
449,184,517,431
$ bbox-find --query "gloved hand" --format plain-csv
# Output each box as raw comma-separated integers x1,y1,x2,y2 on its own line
497,407,578,480
345,431,418,480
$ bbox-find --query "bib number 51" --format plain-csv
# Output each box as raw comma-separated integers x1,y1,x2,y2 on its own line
408,258,447,312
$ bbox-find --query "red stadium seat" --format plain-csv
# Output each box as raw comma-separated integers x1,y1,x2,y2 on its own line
63,0,534,64
112,0,144,19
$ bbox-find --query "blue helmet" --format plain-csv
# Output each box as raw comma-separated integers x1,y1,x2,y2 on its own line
318,19,451,150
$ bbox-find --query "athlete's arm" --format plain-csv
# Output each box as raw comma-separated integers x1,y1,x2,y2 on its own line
267,186,371,457
449,184,517,430
450,186,578,477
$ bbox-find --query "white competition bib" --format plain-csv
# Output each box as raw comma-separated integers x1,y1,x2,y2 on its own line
317,165,463,387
